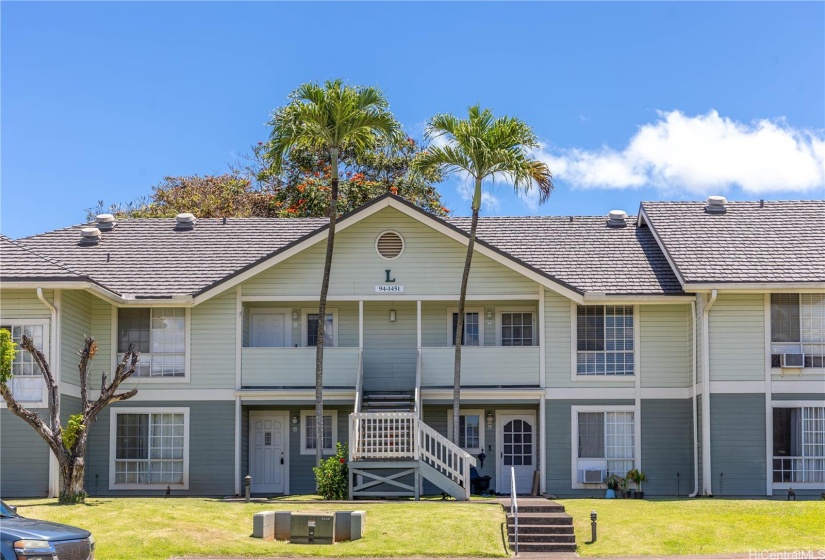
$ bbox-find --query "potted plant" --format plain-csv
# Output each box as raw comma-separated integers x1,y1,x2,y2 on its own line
619,474,631,498
604,474,621,499
627,469,648,499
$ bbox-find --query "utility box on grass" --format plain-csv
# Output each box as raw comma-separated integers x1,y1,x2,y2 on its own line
289,512,335,544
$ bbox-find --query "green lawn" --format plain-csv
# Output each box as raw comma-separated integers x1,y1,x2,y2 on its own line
8,498,508,559
560,498,825,557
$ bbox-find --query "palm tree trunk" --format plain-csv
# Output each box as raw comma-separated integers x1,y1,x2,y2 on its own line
315,147,339,468
453,180,481,446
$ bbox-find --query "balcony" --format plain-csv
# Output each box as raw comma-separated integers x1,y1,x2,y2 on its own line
241,347,359,388
420,347,540,387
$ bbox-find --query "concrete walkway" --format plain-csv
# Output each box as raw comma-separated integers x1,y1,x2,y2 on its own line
173,555,769,560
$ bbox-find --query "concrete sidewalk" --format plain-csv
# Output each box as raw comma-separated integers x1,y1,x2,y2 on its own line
172,554,781,560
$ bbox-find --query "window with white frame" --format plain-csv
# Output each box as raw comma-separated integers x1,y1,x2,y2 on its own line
447,409,484,453
451,310,482,346
500,312,534,346
770,294,825,368
576,305,634,375
773,406,825,484
302,309,336,347
118,308,185,377
300,410,338,455
111,408,189,489
574,409,635,484
1,323,48,402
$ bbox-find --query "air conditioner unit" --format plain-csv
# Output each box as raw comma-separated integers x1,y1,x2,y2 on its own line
582,469,604,484
781,353,805,368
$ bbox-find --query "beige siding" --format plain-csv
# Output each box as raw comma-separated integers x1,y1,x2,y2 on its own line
0,289,53,320
90,296,113,387
709,293,765,381
241,347,358,388
640,304,692,388
241,207,538,298
544,290,573,386
420,300,539,347
420,347,539,387
60,290,93,387
189,289,236,388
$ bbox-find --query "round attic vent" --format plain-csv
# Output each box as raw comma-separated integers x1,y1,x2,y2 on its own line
376,231,405,260
175,213,197,230
95,213,116,230
705,196,727,214
80,227,101,245
607,210,628,228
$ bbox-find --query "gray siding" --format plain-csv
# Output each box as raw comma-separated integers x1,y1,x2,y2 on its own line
363,301,417,391
640,305,691,388
641,399,694,496
545,399,635,498
710,393,766,496
697,394,703,488
772,393,825,401
709,294,765,381
0,408,51,497
85,400,236,496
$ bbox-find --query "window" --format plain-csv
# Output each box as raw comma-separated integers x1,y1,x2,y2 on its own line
117,308,186,377
451,311,481,346
110,408,189,489
1,323,47,402
576,305,634,375
501,312,534,346
301,309,337,347
300,410,338,455
770,294,825,368
773,406,825,484
446,409,484,453
572,407,635,486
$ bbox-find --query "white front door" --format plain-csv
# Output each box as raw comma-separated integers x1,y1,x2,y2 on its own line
497,412,536,494
251,310,289,347
249,412,287,494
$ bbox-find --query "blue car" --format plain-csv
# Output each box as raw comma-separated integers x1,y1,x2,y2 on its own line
0,499,94,560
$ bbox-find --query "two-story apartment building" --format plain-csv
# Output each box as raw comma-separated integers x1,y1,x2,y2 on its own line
1,194,823,499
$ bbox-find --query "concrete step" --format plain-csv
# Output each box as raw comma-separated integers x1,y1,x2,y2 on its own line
509,533,576,544
510,542,578,553
503,503,566,514
507,513,573,526
508,524,575,535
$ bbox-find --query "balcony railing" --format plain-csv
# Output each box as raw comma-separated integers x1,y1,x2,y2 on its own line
241,347,359,388
420,346,540,387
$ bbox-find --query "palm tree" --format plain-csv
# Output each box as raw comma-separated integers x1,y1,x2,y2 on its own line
266,79,400,466
416,105,553,446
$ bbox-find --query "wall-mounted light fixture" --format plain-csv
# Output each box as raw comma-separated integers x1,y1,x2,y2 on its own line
292,311,299,321
292,311,300,328
486,411,494,430
389,309,397,322
486,310,493,320
292,415,299,433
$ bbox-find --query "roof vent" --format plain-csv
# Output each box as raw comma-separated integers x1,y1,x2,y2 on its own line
705,195,727,214
95,213,117,231
607,210,628,228
175,213,197,230
376,231,405,259
79,227,101,246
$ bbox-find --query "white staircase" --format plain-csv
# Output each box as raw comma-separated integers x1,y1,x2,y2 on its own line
348,411,476,500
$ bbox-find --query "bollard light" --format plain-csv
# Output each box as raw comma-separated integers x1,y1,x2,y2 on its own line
244,474,252,503
590,510,597,543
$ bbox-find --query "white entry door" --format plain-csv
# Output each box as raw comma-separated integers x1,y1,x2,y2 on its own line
251,310,289,347
497,413,536,494
249,412,287,494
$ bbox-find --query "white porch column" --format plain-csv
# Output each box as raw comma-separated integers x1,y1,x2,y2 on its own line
416,301,422,350
359,301,364,349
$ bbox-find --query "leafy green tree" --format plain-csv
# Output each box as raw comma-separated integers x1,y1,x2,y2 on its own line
266,79,400,466
0,330,140,503
415,105,553,445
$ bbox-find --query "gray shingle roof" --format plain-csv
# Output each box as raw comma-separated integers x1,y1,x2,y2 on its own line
640,200,825,285
446,216,683,295
14,218,327,297
0,234,86,282
9,196,683,297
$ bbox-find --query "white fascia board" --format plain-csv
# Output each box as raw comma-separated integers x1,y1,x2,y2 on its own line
637,207,687,288
420,388,544,401
684,283,825,293
583,294,695,304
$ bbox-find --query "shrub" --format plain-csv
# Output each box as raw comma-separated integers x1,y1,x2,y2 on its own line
313,442,349,500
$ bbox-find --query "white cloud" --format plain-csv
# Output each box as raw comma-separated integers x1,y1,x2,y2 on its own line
537,110,825,195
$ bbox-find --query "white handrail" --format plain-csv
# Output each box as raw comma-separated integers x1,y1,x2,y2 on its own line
510,466,519,556
354,349,364,413
349,411,476,499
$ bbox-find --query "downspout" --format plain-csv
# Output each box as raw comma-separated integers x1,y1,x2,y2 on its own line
701,289,717,496
37,288,59,498
689,299,699,497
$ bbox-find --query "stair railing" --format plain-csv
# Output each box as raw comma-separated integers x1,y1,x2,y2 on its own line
417,420,475,499
511,466,519,555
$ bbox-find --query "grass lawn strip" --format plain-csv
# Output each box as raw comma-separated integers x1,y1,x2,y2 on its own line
10,498,507,559
560,498,825,557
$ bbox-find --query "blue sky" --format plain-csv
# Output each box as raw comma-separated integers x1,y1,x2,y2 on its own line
2,2,823,238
